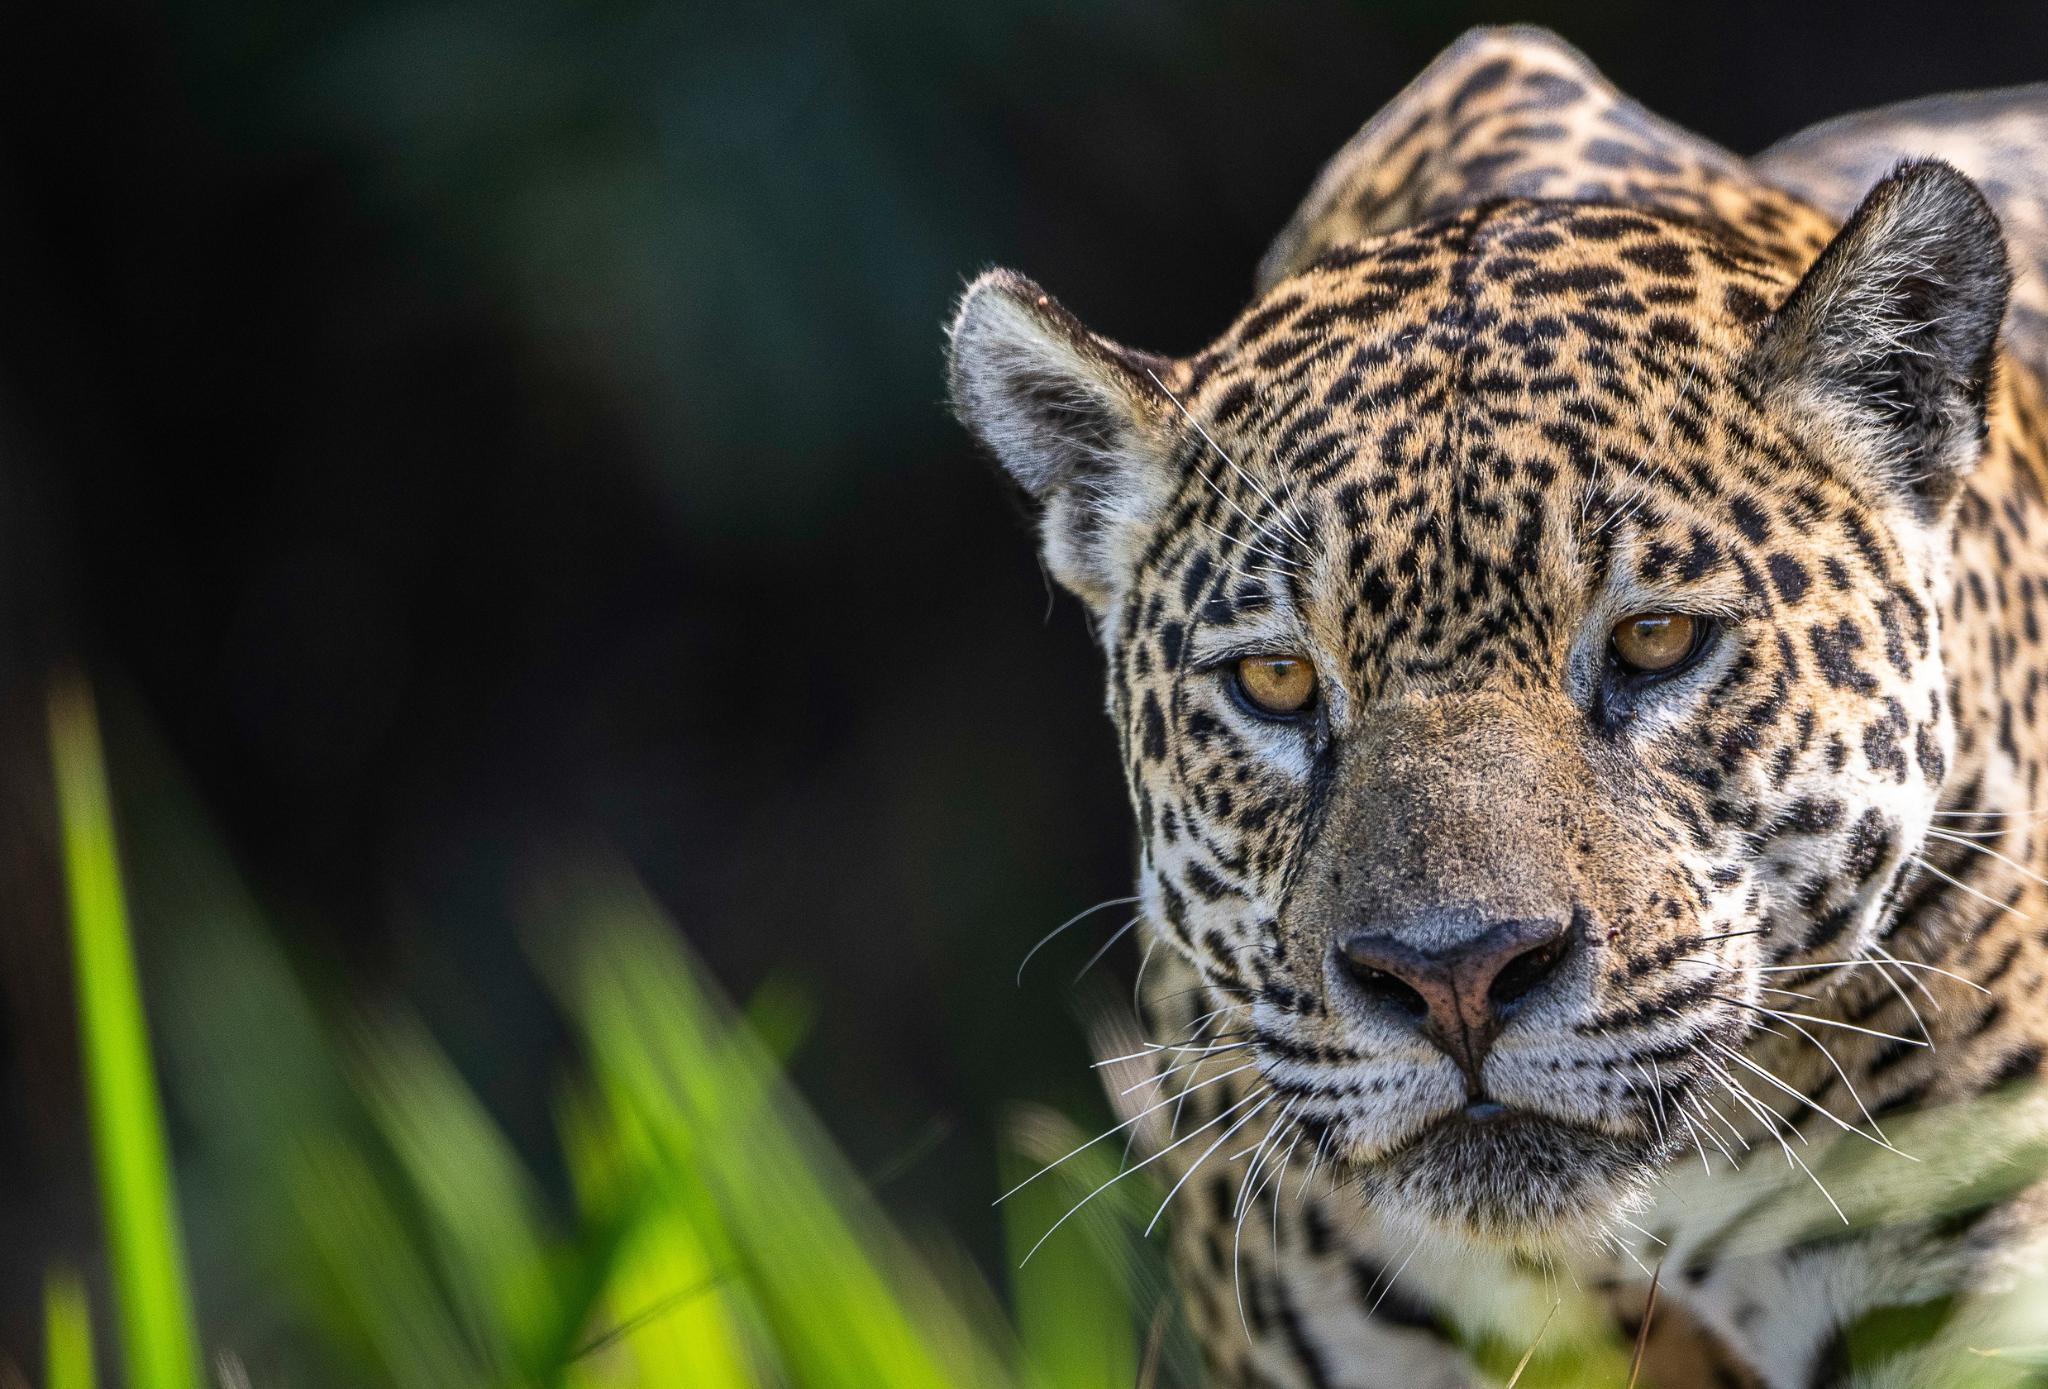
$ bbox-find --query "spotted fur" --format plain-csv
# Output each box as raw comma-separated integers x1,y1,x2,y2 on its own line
950,28,2048,1388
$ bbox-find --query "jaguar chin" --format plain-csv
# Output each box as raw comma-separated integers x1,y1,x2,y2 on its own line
1344,1103,1664,1251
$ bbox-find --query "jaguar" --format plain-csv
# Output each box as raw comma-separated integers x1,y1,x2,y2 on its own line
949,27,2048,1387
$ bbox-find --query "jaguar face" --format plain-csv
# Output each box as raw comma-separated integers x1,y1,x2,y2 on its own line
949,166,2008,1247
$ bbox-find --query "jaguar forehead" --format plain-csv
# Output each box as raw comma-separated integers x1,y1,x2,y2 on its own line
1145,203,1812,703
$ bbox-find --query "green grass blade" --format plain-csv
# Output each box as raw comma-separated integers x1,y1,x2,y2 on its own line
1002,1154,1137,1389
559,875,1018,1389
1002,1107,1158,1389
286,1139,490,1389
48,676,201,1389
557,1090,761,1388
43,1271,97,1389
351,1015,556,1379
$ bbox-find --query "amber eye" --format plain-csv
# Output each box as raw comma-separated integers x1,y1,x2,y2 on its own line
1232,655,1318,718
1611,613,1701,675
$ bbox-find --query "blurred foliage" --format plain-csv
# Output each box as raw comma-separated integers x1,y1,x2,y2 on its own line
43,675,1190,1387
49,680,201,1389
42,1274,95,1389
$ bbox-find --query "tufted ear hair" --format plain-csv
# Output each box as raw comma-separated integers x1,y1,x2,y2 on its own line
1752,160,2011,519
948,268,1179,617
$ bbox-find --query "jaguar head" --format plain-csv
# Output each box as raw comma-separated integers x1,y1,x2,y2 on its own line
949,163,2008,1246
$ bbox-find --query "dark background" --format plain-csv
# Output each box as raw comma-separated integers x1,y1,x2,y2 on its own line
2,0,2044,1361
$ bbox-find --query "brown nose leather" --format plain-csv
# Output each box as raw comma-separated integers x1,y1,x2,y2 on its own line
1336,917,1571,1089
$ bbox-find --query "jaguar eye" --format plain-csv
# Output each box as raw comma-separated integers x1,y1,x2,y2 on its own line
1232,655,1318,718
1611,613,1702,675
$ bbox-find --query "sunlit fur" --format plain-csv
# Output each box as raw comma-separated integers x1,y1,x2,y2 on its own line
1108,194,1959,1249
953,28,2048,1388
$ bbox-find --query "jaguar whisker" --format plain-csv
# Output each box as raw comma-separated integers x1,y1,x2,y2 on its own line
1024,1085,1273,1265
1017,895,1139,984
1925,826,2048,890
1757,956,1988,994
1706,1037,1913,1159
1144,1091,1278,1238
1148,369,1315,551
1709,1060,1849,1223
999,1059,1259,1203
1905,854,2031,921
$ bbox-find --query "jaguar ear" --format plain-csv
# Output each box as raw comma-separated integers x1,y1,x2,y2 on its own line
1752,160,2011,519
948,269,1179,617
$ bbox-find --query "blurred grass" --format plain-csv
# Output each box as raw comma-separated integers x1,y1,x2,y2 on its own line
49,676,200,1389
43,1274,96,1389
1003,1106,1192,1389
228,877,1175,1387
41,673,1179,1388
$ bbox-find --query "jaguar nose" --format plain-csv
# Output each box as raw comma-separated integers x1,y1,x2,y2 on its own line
1334,917,1572,1087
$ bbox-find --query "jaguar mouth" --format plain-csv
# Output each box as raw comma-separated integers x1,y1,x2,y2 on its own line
1350,1103,1660,1249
